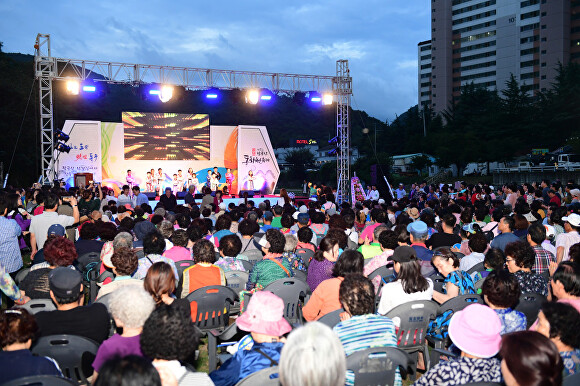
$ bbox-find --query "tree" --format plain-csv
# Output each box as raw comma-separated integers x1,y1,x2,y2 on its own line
284,148,315,182
410,154,432,175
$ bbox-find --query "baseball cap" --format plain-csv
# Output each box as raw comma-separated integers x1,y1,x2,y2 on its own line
134,221,157,240
378,199,385,204
264,211,273,221
297,213,310,225
407,220,428,237
570,188,580,198
49,267,82,298
562,213,580,227
47,224,66,237
299,205,308,213
389,246,417,263
462,223,478,235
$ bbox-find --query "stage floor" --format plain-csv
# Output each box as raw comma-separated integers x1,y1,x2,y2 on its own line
146,195,312,209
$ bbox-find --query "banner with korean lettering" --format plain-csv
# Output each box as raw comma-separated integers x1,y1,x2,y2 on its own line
237,126,280,194
56,121,102,186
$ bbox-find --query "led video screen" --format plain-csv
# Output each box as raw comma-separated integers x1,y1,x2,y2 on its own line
122,112,210,160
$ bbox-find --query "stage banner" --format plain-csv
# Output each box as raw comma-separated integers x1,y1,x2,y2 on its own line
56,121,102,186
237,126,280,195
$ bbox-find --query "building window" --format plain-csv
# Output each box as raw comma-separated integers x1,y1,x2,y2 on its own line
541,75,546,79
541,25,546,29
541,50,546,54
521,10,540,20
541,62,546,67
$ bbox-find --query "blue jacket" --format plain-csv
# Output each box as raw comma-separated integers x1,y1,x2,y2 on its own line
209,342,283,386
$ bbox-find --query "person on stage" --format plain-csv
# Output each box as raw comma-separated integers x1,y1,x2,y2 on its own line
213,166,222,182
126,170,136,189
246,170,256,191
205,170,212,188
187,168,195,189
226,168,235,194
156,168,164,196
146,171,155,192
176,169,185,192
210,172,219,192
171,174,179,195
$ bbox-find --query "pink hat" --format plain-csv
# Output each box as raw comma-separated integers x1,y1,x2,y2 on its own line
448,303,501,358
236,291,292,336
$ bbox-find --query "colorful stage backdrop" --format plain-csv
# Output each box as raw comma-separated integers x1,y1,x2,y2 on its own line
57,115,279,195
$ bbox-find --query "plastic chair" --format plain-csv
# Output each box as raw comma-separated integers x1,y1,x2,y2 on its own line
293,269,307,283
185,285,238,332
225,270,250,292
3,375,78,386
514,292,547,329
430,273,446,293
317,308,344,328
87,263,115,303
14,267,30,285
563,372,580,386
235,366,280,386
295,248,315,266
20,299,56,314
96,293,117,337
473,278,485,292
31,334,100,384
174,260,195,297
207,323,248,372
95,293,112,311
368,266,394,282
346,346,412,386
386,300,439,378
264,278,311,325
242,249,264,264
466,261,485,275
240,259,254,272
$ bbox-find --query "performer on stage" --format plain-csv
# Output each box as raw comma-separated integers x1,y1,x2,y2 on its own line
226,168,235,194
177,169,185,192
126,170,136,189
213,166,222,182
146,171,155,192
205,170,212,188
171,174,179,195
190,172,201,193
187,168,195,189
156,168,164,196
246,170,255,191
210,172,219,192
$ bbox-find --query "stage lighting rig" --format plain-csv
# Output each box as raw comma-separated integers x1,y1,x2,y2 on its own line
246,89,259,104
55,129,69,142
56,142,71,153
65,80,80,95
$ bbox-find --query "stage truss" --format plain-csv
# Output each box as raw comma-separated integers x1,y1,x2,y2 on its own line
34,33,352,201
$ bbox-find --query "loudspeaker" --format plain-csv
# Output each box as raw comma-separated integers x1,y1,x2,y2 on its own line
239,190,255,198
144,192,157,200
194,194,204,199
176,192,187,199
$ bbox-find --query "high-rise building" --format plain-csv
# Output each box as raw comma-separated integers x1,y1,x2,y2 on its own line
420,0,579,114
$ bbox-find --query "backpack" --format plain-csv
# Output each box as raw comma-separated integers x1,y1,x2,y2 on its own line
483,223,498,242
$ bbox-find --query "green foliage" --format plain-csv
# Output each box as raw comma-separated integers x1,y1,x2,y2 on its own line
409,154,432,175
284,148,315,182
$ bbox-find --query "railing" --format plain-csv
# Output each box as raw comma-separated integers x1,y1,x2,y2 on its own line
494,165,580,173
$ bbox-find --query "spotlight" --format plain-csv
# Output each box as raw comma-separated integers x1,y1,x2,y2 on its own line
55,129,70,142
82,85,96,92
66,80,80,95
323,93,333,105
328,148,338,156
259,89,275,103
204,88,220,102
329,135,338,144
159,85,174,103
309,91,322,103
246,89,259,104
56,142,72,153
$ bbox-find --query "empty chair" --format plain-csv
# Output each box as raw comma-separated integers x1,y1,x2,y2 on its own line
386,300,439,378
3,375,77,386
31,334,100,384
225,270,250,292
241,249,263,264
20,299,56,315
185,285,238,332
514,292,547,329
234,366,280,386
264,278,310,325
317,308,344,328
346,346,412,386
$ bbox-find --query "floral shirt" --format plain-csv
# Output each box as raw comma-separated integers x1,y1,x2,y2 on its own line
282,252,306,272
561,349,580,377
0,264,19,302
414,357,502,386
494,308,527,335
513,270,548,296
215,257,246,273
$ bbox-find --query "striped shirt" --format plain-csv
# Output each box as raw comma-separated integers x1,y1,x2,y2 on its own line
0,216,22,273
531,245,556,274
334,314,400,386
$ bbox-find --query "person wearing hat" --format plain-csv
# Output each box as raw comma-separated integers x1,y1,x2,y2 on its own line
407,220,434,264
377,246,433,315
209,291,292,386
416,304,502,385
34,267,110,344
29,223,66,267
261,211,274,232
555,213,580,263
395,183,406,200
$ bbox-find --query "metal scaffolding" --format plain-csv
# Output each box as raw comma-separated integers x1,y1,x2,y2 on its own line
34,33,352,195
334,60,352,204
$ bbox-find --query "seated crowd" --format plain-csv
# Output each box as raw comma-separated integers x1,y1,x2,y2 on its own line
0,179,580,385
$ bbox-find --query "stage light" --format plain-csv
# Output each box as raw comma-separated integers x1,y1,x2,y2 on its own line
259,89,275,103
328,148,338,156
261,95,272,101
204,88,220,101
309,91,322,103
82,85,96,92
159,85,173,103
66,80,80,95
323,93,333,105
246,90,259,104
55,129,70,142
206,93,218,99
56,142,72,153
149,89,160,95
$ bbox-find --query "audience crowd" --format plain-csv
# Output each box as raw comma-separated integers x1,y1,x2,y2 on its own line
1,179,580,385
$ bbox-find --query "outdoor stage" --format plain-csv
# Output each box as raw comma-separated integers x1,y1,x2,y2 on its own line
146,195,313,208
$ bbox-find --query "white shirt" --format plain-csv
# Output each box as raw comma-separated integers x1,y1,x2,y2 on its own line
367,189,380,201
459,252,485,272
395,188,406,200
378,278,434,316
555,231,580,261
